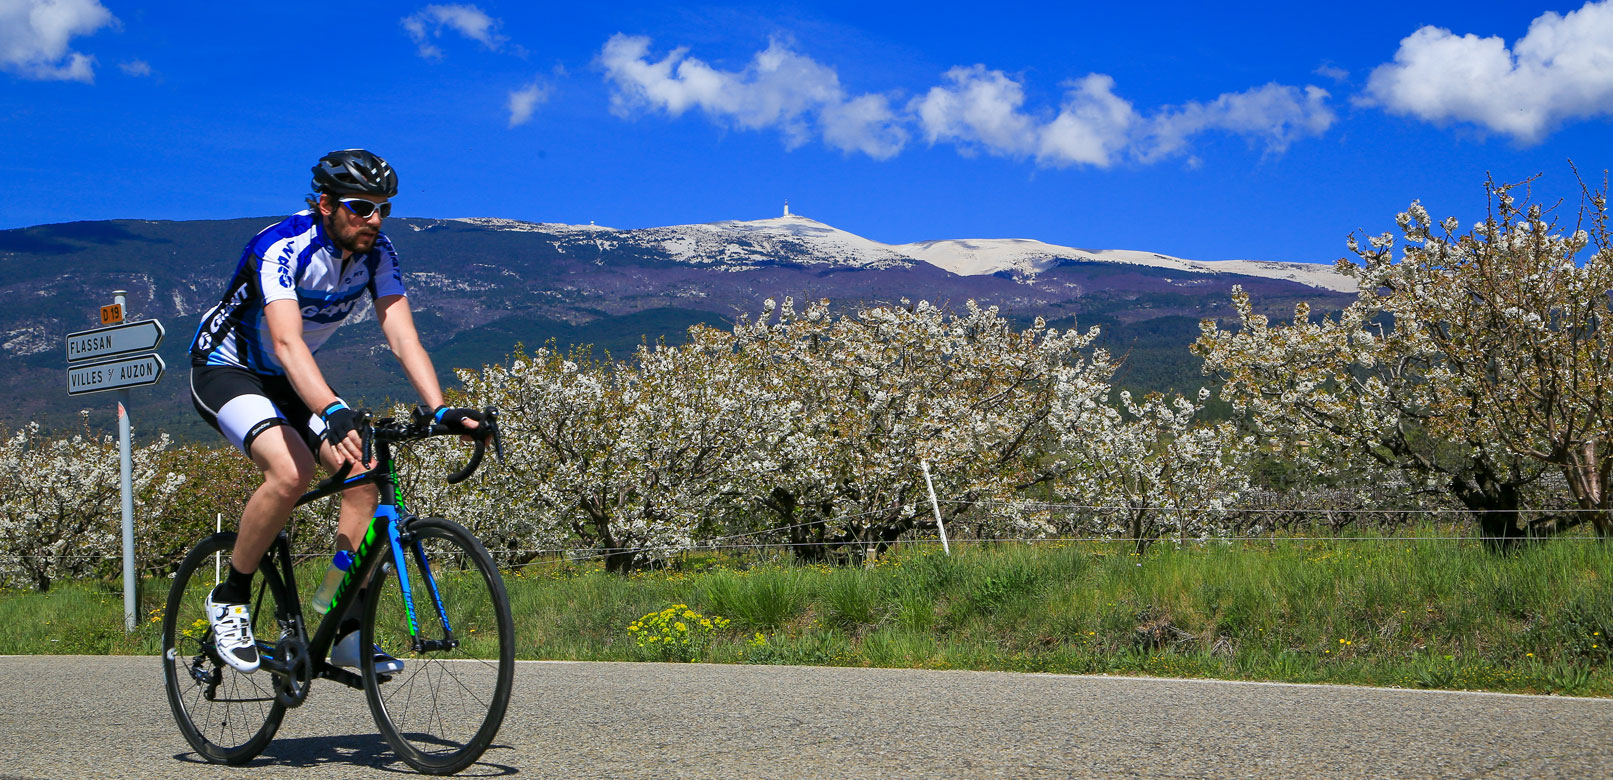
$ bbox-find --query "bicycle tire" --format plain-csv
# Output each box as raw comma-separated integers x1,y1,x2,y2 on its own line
362,516,514,775
161,532,288,765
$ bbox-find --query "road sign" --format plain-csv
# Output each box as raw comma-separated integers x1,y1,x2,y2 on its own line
101,303,123,324
67,354,166,396
65,319,165,364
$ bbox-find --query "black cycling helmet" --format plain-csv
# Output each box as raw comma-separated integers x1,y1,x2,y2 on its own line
310,149,398,198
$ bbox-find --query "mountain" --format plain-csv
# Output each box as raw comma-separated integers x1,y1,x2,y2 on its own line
899,236,1355,291
0,211,1357,440
459,211,1357,291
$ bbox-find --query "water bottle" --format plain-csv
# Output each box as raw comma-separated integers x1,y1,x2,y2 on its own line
311,550,354,614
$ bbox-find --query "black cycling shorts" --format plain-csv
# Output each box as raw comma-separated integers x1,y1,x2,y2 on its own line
190,365,339,458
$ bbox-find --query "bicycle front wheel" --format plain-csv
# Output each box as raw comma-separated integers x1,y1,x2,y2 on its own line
161,532,288,765
362,517,514,775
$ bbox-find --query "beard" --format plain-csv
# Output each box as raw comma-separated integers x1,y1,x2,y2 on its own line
328,218,378,255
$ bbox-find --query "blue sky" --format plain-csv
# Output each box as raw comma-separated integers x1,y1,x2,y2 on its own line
1,1,1610,263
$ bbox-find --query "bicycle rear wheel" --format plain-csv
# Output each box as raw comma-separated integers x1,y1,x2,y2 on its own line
362,516,514,775
161,532,288,765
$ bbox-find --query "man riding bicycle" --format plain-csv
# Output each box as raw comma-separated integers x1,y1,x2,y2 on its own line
189,149,481,675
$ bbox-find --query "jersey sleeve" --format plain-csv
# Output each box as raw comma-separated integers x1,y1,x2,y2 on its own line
255,238,301,305
368,234,407,299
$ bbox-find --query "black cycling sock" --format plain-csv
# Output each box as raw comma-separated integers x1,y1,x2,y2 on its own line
338,618,361,639
212,564,254,604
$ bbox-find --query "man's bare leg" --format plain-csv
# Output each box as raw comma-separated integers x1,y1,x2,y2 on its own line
320,439,379,553
316,440,391,669
230,426,316,573
207,425,315,673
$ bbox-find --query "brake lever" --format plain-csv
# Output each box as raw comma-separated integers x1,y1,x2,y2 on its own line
360,412,375,466
487,407,505,464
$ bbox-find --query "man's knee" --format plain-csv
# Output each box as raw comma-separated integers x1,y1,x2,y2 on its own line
253,429,317,496
263,461,315,497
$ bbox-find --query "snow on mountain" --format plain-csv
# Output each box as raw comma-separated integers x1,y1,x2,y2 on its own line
1199,259,1356,292
905,240,1358,293
449,217,618,233
899,238,1082,277
463,212,1357,293
627,214,914,271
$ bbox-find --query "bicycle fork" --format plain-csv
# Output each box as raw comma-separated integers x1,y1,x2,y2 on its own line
382,508,459,654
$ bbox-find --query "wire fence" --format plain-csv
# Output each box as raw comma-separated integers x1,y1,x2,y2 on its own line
5,492,1609,577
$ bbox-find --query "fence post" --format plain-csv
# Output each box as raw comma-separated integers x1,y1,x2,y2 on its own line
920,459,951,556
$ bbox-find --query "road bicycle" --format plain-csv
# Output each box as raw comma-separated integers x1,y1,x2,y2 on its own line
161,406,514,775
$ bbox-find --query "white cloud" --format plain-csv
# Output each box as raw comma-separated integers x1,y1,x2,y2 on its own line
599,34,908,159
402,4,506,60
909,67,1325,168
507,80,549,127
1140,83,1335,162
911,65,1040,157
1314,64,1349,83
1361,0,1613,143
819,93,908,160
0,0,115,83
910,67,1143,167
599,34,1334,168
118,59,150,77
1037,74,1137,167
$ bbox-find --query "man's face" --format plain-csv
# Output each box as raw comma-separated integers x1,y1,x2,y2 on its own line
319,192,386,256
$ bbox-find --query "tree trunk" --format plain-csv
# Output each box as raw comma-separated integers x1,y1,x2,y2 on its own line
1557,461,1613,538
1130,505,1151,555
772,491,833,563
1449,472,1527,552
603,549,638,574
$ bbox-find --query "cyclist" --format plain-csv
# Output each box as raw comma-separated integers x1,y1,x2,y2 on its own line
189,149,482,674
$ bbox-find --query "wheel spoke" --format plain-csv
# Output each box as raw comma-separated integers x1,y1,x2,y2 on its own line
363,518,512,772
163,534,286,764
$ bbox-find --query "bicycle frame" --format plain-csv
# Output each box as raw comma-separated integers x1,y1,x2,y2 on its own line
250,435,451,692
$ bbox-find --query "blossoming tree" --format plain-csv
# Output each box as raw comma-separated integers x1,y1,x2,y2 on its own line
1051,384,1253,552
727,297,1106,561
1197,175,1613,542
1348,176,1613,537
0,420,183,591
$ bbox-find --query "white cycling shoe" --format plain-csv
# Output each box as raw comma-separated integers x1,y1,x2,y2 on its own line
205,591,261,674
330,630,404,674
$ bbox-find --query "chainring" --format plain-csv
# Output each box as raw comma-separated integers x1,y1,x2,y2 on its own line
272,635,313,708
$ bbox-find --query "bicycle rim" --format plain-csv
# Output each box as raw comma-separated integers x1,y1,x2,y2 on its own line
161,532,287,765
363,517,514,775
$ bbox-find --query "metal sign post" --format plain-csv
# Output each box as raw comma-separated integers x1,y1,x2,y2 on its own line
114,292,137,632
64,291,164,632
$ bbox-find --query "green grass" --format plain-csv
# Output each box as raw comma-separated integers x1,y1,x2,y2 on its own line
4,530,1610,696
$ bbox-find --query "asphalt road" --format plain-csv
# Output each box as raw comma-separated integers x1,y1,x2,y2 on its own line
0,656,1608,779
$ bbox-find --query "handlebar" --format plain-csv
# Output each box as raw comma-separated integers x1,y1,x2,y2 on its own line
300,407,503,503
387,405,504,484
346,406,504,484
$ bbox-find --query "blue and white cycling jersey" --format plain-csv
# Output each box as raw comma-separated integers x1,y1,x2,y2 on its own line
190,210,407,374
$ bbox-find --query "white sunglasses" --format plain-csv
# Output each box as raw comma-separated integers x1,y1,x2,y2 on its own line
338,198,392,219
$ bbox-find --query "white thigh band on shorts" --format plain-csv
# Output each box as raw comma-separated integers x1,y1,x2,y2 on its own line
212,393,330,456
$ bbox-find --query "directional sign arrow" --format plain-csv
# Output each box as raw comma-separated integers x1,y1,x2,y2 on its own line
67,354,166,396
65,319,165,364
